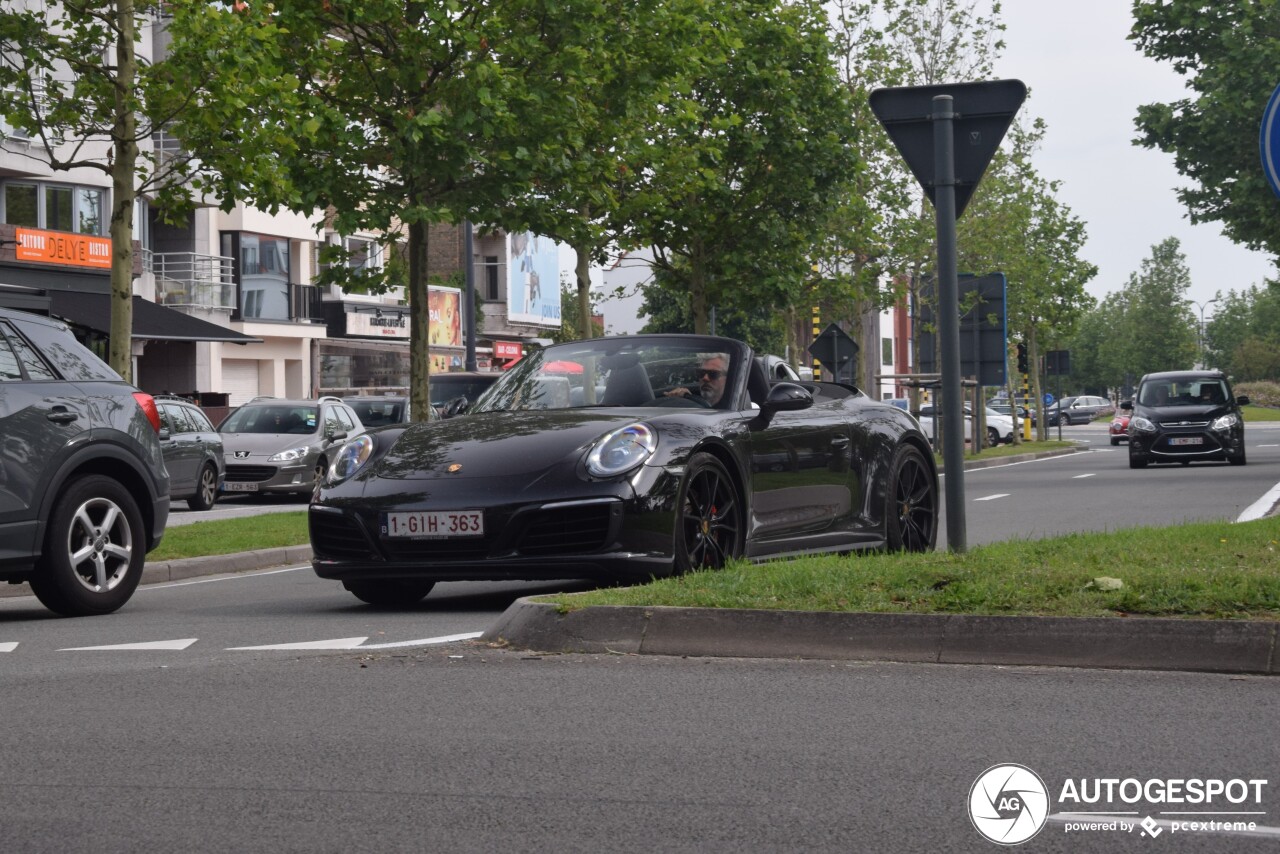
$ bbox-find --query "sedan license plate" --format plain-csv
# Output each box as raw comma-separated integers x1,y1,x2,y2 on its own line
223,482,258,492
384,510,484,539
1169,436,1203,446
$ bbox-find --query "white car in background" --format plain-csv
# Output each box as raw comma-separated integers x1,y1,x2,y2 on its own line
917,404,1014,447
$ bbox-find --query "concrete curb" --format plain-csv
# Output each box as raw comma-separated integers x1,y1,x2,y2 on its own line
483,599,1280,675
0,545,313,598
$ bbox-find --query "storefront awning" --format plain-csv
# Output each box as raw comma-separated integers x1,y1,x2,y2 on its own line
49,292,261,344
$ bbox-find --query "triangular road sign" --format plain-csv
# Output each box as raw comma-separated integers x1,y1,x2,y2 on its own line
870,79,1027,218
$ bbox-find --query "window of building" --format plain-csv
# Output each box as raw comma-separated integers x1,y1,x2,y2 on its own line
882,337,893,367
345,236,380,271
0,180,103,235
223,231,292,320
484,255,500,300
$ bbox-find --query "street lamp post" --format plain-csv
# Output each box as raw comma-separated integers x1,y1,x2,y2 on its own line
1192,297,1219,368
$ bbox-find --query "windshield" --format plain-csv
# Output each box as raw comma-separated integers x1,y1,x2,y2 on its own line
221,404,319,435
1139,379,1229,407
472,338,740,412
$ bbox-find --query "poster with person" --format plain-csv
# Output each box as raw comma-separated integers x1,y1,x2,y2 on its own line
507,230,562,327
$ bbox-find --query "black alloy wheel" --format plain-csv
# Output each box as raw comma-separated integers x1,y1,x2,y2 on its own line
29,475,146,616
885,444,937,552
188,463,219,511
342,579,436,607
987,427,1000,447
675,452,742,572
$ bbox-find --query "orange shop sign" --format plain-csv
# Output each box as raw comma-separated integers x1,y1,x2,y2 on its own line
16,228,112,269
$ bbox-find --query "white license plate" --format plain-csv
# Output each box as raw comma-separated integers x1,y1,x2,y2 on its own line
1169,436,1203,446
223,482,258,492
384,510,484,539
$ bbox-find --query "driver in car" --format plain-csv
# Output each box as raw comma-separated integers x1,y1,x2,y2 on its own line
664,353,729,407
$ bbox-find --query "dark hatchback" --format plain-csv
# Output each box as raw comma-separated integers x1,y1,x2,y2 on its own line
1124,370,1248,468
0,307,169,615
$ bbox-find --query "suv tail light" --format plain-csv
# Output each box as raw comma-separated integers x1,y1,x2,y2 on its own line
133,392,162,432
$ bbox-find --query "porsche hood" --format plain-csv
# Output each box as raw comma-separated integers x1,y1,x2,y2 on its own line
372,411,660,479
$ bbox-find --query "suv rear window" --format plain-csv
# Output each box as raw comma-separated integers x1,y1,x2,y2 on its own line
7,316,118,380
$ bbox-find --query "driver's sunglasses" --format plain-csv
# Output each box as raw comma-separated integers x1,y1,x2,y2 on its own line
698,369,725,380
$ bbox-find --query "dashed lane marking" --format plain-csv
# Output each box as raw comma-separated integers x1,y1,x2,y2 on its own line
228,632,485,651
0,642,17,652
974,493,1010,501
228,636,368,651
60,638,198,651
1073,473,1096,479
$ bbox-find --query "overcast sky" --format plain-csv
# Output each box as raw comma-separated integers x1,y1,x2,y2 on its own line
993,0,1275,314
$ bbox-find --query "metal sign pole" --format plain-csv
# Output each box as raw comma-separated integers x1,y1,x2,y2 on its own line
933,95,967,552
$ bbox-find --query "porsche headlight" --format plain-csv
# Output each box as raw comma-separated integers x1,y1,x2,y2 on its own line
329,435,374,484
1130,416,1156,433
1211,412,1239,431
586,423,657,477
269,446,311,463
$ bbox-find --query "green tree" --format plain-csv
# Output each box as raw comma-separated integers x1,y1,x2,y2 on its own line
639,269,784,354
0,0,273,381
1206,283,1280,380
172,0,620,421
1124,237,1199,375
956,120,1097,438
622,0,860,336
551,284,603,344
502,0,722,342
1131,0,1280,259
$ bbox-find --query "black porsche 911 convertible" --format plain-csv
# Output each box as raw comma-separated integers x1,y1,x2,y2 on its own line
309,334,938,606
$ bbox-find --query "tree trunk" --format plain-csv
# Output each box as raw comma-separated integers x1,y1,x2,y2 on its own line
574,236,593,338
407,219,432,422
109,0,138,383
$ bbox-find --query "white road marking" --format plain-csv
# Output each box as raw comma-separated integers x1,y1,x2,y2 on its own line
60,638,198,651
227,632,485,651
1238,480,1280,523
0,642,17,652
974,493,1010,501
1073,473,1096,479
228,637,368,650
360,631,484,649
1259,444,1279,448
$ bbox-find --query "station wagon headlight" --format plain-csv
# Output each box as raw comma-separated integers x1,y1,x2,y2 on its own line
269,446,310,463
1130,416,1156,433
329,435,374,484
586,423,657,478
1211,412,1239,431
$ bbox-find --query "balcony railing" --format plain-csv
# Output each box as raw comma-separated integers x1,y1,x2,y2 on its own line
290,283,324,322
154,252,236,311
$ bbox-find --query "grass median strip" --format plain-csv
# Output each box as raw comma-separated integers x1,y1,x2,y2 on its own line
540,516,1280,621
148,512,309,562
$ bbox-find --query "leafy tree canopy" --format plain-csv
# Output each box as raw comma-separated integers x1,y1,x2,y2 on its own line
1131,0,1280,260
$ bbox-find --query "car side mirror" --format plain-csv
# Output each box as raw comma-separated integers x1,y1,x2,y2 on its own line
442,396,470,419
1120,401,1133,411
326,429,348,443
761,382,813,413
1237,395,1250,406
158,427,171,441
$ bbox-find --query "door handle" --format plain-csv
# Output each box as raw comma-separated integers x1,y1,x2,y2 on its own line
830,436,850,449
47,409,77,424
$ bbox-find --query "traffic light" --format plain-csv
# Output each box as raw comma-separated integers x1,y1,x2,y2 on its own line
1016,343,1028,374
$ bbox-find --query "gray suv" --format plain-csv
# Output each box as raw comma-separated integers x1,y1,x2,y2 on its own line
219,396,364,496
0,307,169,616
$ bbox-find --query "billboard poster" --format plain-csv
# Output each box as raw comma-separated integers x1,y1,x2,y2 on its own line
507,231,562,327
428,286,461,347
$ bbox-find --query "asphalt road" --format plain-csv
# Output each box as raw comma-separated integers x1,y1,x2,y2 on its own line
2,421,1278,852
